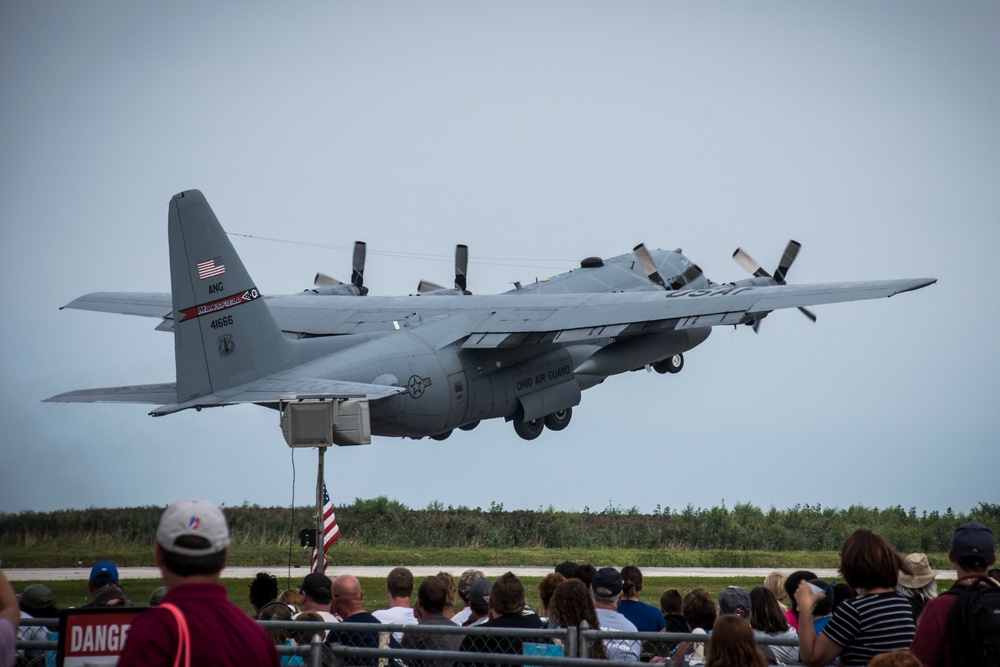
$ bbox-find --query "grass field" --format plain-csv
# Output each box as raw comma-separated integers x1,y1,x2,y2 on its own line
0,545,867,570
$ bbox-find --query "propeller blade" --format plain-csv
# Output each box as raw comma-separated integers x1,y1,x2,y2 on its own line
633,243,666,288
733,248,771,278
773,240,801,284
455,244,468,292
417,279,445,293
668,264,704,291
798,306,818,322
351,241,366,290
314,272,342,287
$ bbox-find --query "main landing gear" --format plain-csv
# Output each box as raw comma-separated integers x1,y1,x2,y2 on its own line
653,353,684,374
512,406,573,441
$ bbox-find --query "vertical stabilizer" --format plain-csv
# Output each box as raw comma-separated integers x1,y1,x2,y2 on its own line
169,190,297,401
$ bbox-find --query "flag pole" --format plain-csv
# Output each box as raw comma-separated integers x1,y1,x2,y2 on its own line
315,444,327,572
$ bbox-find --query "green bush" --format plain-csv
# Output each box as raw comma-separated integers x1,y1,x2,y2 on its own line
2,499,995,557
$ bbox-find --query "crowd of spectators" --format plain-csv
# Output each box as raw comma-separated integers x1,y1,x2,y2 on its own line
5,510,998,667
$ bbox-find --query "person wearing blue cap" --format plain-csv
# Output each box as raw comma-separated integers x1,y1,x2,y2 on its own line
83,560,122,608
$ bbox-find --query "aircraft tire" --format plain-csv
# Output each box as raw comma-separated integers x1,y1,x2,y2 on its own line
654,353,684,374
430,430,452,441
544,408,572,431
667,353,684,373
514,418,543,440
458,421,480,431
512,408,544,440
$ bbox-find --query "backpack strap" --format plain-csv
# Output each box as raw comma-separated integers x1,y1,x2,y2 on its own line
159,603,191,667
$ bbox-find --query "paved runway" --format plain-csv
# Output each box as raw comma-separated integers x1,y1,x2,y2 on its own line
9,565,956,582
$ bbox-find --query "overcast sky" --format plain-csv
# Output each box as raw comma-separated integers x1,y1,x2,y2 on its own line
2,1,997,518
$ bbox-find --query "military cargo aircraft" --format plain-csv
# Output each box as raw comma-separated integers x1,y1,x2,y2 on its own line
45,190,936,441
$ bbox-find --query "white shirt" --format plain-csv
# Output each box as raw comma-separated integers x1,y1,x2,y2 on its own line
452,607,472,626
595,608,641,662
372,605,417,643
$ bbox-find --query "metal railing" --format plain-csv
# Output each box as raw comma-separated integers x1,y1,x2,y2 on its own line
15,617,806,667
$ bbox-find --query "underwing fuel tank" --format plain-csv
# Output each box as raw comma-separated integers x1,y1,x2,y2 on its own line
573,328,711,376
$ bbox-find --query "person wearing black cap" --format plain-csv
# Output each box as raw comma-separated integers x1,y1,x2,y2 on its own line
117,498,278,667
910,520,998,666
299,573,338,623
462,578,492,627
590,567,641,662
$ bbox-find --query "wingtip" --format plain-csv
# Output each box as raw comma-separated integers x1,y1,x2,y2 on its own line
891,278,937,296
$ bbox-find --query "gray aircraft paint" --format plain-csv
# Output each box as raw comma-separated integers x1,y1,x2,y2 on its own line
45,190,935,441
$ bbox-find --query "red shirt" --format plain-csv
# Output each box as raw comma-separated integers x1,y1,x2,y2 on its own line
118,583,278,667
909,575,994,667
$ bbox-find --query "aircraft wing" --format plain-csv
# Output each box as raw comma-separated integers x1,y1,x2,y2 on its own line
458,278,935,347
45,378,407,414
59,278,935,342
252,277,933,340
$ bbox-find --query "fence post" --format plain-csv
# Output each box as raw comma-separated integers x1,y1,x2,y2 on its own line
309,639,324,667
562,624,576,660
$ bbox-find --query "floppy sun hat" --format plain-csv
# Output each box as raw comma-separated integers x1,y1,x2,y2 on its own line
898,553,937,588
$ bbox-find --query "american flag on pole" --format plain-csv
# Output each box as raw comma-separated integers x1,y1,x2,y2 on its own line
197,256,226,280
311,483,340,573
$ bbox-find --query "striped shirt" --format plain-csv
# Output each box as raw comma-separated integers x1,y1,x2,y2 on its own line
821,591,915,665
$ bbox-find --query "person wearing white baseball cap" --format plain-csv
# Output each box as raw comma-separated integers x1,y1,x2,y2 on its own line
118,499,278,666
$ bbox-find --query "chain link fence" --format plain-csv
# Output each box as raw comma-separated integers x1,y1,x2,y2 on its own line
15,616,805,667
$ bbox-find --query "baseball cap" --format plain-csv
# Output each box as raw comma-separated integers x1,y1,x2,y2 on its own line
302,573,333,603
719,586,751,618
469,577,493,607
458,569,485,599
156,498,231,556
90,561,119,582
591,567,624,597
952,521,995,564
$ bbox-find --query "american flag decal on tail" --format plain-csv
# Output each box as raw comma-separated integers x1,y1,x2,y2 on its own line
197,257,226,280
311,483,341,573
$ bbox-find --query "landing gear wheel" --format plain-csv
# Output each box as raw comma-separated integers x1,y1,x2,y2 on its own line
512,408,544,441
458,421,480,431
544,408,573,431
654,353,684,374
430,430,452,441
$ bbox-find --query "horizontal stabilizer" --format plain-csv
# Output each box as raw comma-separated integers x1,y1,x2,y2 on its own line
62,292,172,318
150,377,408,416
44,383,178,405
